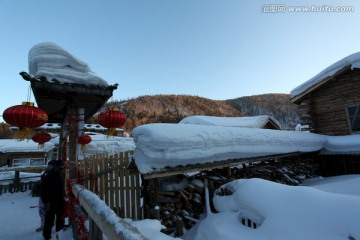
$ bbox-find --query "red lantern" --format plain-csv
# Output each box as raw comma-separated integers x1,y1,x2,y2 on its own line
78,134,92,151
32,131,52,149
3,102,48,140
98,107,126,136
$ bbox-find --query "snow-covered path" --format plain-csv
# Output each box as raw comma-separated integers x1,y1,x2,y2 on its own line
0,191,73,240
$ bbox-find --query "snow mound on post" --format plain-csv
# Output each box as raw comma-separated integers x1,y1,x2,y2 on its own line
28,42,109,87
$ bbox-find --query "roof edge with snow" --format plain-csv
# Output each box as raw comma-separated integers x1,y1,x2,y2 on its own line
290,52,360,104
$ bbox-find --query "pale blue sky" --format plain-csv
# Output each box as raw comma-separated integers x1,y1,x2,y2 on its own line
1,0,360,117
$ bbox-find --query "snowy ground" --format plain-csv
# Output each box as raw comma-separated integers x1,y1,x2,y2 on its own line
1,174,360,240
0,191,73,240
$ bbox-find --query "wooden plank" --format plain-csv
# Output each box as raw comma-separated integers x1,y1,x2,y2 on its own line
89,156,93,191
100,154,106,202
91,158,99,194
84,157,90,190
109,155,115,210
114,153,120,216
130,170,136,220
135,171,141,220
104,154,109,205
119,152,125,218
124,152,131,218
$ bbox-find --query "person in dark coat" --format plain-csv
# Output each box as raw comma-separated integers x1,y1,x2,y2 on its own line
41,160,66,240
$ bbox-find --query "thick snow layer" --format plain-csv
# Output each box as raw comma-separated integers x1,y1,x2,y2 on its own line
132,123,326,174
184,177,360,240
291,52,360,98
0,139,54,153
79,133,136,159
48,132,135,160
179,115,282,129
28,42,109,87
302,175,360,196
322,135,360,154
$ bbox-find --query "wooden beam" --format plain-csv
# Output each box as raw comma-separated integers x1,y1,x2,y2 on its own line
68,106,78,179
72,184,147,240
142,152,306,180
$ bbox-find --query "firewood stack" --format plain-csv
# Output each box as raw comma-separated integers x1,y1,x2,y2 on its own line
228,158,320,186
146,156,320,237
148,173,219,236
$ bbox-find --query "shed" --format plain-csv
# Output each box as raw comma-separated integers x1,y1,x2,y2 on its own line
290,52,360,136
0,139,55,167
179,115,282,130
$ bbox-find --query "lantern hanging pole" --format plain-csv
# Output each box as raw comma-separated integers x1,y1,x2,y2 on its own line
78,108,85,137
27,83,32,103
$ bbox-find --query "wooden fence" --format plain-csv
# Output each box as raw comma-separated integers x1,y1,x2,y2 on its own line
77,151,142,220
0,152,143,221
0,166,46,195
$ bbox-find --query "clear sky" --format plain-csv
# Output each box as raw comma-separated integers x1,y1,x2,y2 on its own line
1,0,360,117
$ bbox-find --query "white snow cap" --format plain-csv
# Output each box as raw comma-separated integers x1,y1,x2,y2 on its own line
179,115,282,129
132,123,326,174
28,42,109,87
291,52,360,98
0,139,54,153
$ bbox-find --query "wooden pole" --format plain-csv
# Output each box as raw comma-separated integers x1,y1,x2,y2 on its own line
68,105,78,179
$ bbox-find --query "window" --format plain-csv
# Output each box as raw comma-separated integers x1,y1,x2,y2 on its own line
12,158,46,167
347,105,360,133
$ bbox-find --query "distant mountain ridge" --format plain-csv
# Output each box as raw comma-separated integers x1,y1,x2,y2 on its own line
102,93,300,132
226,94,300,130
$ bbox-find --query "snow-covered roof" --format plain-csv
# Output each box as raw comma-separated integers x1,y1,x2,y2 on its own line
132,123,326,174
322,135,360,155
78,132,135,159
0,139,54,153
28,42,110,88
36,123,62,130
179,115,282,129
84,124,123,131
290,52,360,101
33,123,123,131
132,122,360,175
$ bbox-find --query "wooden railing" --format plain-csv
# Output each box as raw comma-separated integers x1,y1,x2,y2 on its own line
71,183,147,240
0,152,146,239
0,165,46,195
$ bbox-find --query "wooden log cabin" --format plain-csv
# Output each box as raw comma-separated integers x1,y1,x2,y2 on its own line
290,52,360,136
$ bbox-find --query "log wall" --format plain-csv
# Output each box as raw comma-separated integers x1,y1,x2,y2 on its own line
299,69,360,135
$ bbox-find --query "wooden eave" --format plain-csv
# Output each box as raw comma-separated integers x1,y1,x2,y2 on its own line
290,65,352,105
260,120,281,130
21,72,117,123
141,152,314,179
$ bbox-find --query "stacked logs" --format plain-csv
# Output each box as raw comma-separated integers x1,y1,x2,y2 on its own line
146,157,320,237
